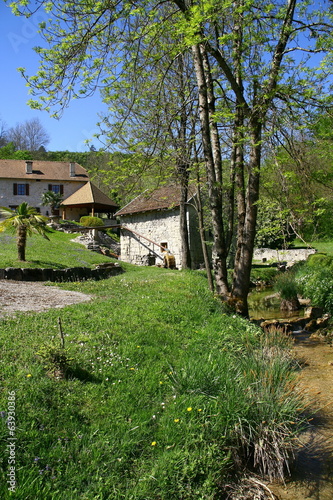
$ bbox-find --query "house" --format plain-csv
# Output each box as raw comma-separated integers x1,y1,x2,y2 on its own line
0,159,118,221
115,184,205,269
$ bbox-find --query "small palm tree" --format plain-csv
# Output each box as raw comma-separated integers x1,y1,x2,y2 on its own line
41,190,63,217
0,202,50,261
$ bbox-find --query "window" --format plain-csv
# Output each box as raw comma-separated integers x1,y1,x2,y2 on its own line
160,242,168,251
13,183,29,196
48,184,64,195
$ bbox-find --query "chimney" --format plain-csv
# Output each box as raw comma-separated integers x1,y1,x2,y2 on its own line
69,162,76,177
25,161,33,174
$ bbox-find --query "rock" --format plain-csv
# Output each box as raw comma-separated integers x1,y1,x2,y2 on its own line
280,297,301,311
5,267,23,280
304,306,323,319
95,262,116,269
305,319,318,332
316,314,330,329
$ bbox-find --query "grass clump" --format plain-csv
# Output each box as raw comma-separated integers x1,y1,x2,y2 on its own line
273,271,299,301
0,266,306,499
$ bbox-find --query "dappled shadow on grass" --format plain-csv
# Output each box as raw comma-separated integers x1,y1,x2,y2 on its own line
65,365,102,383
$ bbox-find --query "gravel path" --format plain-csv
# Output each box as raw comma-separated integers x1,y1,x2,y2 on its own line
0,280,91,317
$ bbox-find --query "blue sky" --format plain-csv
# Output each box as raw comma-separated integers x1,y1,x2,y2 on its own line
0,3,108,152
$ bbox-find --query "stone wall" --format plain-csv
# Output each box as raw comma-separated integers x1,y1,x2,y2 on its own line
0,178,86,216
0,264,123,282
253,248,316,265
119,206,204,269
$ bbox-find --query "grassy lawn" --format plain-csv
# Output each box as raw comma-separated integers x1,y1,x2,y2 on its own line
0,231,113,269
0,235,307,499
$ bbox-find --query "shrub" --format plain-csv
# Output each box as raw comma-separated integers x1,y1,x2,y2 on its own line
80,216,104,227
251,266,279,285
273,271,299,300
306,253,333,269
296,267,333,314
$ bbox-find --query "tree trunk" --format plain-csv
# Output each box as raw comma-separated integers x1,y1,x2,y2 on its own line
232,118,262,316
17,225,27,261
179,170,191,269
192,42,229,298
197,192,214,292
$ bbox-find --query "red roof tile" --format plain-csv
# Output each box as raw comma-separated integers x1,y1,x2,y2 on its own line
116,184,195,216
0,159,88,181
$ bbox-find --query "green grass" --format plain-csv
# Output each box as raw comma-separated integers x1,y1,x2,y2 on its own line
291,238,333,256
0,231,113,269
0,262,307,499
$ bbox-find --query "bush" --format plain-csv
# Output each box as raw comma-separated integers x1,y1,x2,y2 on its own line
79,216,104,227
306,253,333,269
251,267,279,285
274,271,299,300
296,267,333,314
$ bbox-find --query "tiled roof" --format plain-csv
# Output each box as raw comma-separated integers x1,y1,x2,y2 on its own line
62,182,118,208
116,184,195,216
0,159,88,181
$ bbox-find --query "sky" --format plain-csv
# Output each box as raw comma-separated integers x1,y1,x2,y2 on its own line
0,3,108,152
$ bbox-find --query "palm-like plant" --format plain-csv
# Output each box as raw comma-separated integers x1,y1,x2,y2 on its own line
0,202,50,261
41,190,63,216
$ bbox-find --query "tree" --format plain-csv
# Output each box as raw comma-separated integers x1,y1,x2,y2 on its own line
0,117,7,147
10,0,333,315
7,118,50,151
41,190,63,216
0,202,50,261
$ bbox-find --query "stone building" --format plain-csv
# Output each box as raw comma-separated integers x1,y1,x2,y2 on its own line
116,185,205,269
0,159,118,221
0,159,88,216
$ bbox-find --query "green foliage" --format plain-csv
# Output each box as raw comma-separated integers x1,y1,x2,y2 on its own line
250,266,279,285
79,216,104,227
273,271,299,300
295,254,333,314
0,143,31,159
41,190,63,215
0,267,305,498
36,344,73,379
255,199,294,249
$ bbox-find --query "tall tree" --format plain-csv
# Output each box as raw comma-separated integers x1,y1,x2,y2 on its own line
7,117,50,151
9,0,333,315
0,118,7,147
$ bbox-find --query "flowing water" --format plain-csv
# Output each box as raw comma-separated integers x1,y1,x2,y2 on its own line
249,288,333,500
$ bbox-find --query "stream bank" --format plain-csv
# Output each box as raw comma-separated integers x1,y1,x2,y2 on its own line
269,331,333,500
248,290,333,499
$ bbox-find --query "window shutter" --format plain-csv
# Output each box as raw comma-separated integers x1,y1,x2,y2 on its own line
60,185,64,195
48,184,52,191
13,183,17,195
26,184,29,196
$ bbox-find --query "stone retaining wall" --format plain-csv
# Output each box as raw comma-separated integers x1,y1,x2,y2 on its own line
0,264,123,282
253,248,316,265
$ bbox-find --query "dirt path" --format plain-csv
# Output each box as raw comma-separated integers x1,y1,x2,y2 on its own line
0,280,91,317
270,332,333,500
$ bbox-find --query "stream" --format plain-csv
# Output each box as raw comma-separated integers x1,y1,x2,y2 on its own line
248,289,333,500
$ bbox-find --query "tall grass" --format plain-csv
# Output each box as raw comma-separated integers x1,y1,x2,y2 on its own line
0,253,306,498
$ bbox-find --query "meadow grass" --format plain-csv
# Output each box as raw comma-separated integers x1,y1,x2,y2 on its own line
0,230,112,269
0,260,307,499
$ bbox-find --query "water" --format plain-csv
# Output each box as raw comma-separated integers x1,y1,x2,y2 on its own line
248,286,304,321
